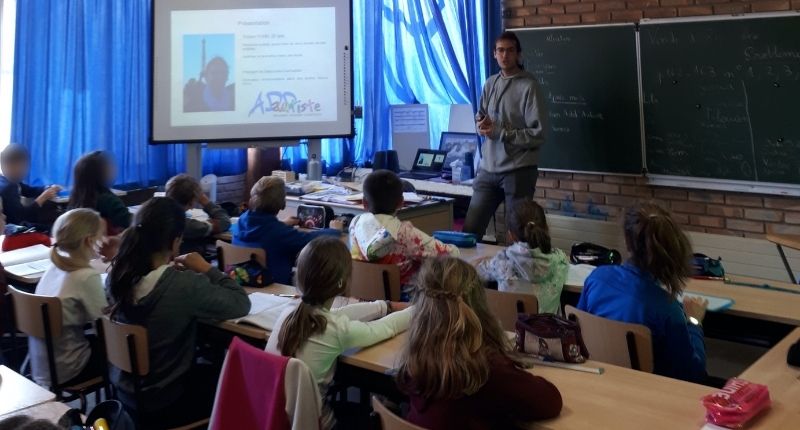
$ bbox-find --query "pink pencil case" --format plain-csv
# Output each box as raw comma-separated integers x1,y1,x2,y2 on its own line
701,378,771,429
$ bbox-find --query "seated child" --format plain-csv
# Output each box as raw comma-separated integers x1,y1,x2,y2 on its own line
29,209,107,388
350,170,459,285
476,199,568,313
166,174,231,253
0,144,60,226
235,176,341,285
106,198,249,427
578,202,709,383
266,236,412,429
397,257,562,429
68,151,131,235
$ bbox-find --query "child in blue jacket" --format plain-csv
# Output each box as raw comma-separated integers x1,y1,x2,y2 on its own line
234,176,341,284
578,202,709,384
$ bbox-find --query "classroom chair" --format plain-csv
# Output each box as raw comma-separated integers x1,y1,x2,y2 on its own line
564,305,654,372
349,261,402,301
216,240,267,271
96,316,209,430
210,337,322,430
371,396,426,430
485,289,539,332
8,286,105,413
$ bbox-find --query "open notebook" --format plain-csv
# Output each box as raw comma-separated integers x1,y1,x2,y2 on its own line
1,245,53,278
232,293,362,331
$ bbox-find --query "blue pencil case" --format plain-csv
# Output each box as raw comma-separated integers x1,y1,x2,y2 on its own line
433,231,478,248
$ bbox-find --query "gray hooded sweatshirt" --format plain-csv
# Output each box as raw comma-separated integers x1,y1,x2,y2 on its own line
478,70,547,173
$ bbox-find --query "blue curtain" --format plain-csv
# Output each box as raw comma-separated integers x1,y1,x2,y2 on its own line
11,0,246,188
285,0,488,172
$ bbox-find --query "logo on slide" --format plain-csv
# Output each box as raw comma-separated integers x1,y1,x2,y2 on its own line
248,91,323,117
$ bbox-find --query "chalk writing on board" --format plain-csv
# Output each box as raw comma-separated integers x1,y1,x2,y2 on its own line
391,105,429,134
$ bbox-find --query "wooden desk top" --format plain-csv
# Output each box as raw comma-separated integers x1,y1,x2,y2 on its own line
738,328,800,429
767,233,800,251
0,366,56,416
564,273,800,326
340,333,714,430
0,401,71,423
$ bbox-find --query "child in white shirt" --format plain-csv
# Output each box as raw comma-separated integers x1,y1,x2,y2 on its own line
266,236,412,429
30,209,107,387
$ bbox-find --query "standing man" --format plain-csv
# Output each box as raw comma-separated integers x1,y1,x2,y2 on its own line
463,31,546,239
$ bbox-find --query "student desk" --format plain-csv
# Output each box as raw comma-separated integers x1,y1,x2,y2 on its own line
767,233,800,284
281,196,454,235
0,401,72,423
0,365,56,417
738,327,800,429
339,333,715,430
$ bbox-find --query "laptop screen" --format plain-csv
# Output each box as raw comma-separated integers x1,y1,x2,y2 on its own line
439,132,479,171
412,149,448,172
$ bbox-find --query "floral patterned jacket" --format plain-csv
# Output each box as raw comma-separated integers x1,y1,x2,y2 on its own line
349,213,459,285
476,242,569,314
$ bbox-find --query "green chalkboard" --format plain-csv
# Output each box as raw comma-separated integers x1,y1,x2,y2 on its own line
513,24,643,174
640,15,800,184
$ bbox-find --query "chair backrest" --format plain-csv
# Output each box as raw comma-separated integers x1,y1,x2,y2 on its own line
210,337,322,430
216,241,267,270
371,397,426,430
98,316,150,376
484,289,539,332
349,260,402,301
8,285,63,338
564,305,654,372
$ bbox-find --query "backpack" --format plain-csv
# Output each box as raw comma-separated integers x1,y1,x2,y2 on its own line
515,313,590,363
570,242,622,266
226,255,272,287
691,253,725,278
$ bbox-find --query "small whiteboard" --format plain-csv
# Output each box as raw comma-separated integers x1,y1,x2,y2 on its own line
390,104,430,171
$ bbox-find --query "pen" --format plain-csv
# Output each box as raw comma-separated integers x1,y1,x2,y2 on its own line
531,358,604,375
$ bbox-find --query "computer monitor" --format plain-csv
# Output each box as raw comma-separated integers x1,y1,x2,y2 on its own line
439,132,479,172
411,149,448,172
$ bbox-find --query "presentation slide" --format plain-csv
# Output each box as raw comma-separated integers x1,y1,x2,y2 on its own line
152,0,353,143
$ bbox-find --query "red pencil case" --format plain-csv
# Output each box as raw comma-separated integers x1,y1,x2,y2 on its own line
702,378,771,428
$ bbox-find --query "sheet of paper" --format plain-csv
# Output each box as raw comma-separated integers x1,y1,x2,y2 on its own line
402,192,425,203
679,292,734,312
566,264,596,287
0,244,52,267
5,258,53,277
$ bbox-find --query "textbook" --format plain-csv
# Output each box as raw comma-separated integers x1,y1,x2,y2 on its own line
1,244,52,277
232,293,362,331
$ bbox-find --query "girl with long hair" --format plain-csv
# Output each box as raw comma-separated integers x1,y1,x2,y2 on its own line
578,202,709,383
29,209,107,388
266,236,412,429
106,197,249,428
397,257,562,429
68,151,130,234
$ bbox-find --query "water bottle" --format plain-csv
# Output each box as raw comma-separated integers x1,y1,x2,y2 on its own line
308,153,322,181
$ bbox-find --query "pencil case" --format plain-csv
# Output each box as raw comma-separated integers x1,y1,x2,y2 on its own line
432,231,477,248
702,378,771,428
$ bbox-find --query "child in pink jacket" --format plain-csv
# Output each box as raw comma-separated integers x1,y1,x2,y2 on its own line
350,170,459,285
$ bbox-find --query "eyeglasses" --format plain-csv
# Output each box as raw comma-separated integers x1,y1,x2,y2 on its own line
495,47,517,54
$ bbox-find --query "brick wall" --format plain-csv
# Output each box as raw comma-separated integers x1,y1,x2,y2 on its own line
216,174,247,204
503,0,800,27
533,171,800,239
496,0,800,239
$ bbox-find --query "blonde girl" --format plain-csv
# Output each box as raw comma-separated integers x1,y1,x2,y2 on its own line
397,257,562,430
30,209,107,388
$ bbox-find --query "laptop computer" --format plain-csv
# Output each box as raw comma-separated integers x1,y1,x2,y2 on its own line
439,132,479,174
398,149,448,180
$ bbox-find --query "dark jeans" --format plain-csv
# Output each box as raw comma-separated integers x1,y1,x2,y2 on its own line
463,166,539,238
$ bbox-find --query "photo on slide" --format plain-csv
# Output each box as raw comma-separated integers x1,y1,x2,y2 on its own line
183,34,236,113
